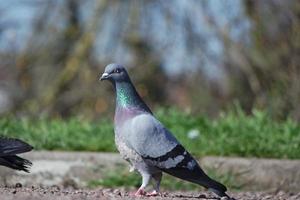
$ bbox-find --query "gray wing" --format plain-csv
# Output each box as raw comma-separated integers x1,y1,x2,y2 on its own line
123,113,198,169
122,114,179,159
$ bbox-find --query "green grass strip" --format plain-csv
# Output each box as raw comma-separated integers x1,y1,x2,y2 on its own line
1,108,299,159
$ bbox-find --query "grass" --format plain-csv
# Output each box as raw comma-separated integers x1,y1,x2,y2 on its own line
1,108,300,159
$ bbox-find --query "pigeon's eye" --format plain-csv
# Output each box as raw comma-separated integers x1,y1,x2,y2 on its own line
114,69,121,73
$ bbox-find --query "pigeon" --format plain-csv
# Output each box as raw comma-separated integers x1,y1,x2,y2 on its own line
100,63,231,198
0,137,33,172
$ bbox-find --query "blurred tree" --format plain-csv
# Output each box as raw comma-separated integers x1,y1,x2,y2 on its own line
223,0,300,119
245,0,300,120
125,35,168,106
0,0,298,120
16,0,109,118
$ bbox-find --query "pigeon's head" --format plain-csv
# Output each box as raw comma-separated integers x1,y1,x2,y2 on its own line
100,63,130,83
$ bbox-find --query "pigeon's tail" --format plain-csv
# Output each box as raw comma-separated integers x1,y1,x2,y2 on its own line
161,164,229,198
0,155,32,172
200,176,228,197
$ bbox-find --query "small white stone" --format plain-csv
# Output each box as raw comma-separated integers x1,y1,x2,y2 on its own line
187,129,200,139
221,196,229,200
129,166,135,172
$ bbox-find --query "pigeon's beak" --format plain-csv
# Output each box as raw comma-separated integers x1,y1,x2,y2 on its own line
99,72,109,81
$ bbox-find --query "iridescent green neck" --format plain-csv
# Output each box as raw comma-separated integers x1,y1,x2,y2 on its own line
115,82,139,108
115,81,152,113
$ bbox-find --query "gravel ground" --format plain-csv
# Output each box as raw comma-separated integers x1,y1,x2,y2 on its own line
0,186,299,200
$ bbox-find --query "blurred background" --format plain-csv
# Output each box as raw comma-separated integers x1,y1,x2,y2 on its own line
0,0,299,120
0,0,299,193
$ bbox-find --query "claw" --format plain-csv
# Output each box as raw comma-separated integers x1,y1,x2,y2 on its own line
134,188,146,196
146,190,159,196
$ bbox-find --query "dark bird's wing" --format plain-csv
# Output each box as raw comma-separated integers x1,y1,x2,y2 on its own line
124,114,228,197
0,138,33,156
0,138,33,172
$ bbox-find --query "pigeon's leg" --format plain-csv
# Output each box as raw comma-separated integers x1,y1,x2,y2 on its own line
147,172,162,196
134,173,151,196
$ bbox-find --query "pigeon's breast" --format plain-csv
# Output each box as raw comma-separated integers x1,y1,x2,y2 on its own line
114,108,144,166
115,135,142,164
114,107,144,130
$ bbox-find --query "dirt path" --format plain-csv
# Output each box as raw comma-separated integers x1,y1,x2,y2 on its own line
0,187,299,200
4,152,300,192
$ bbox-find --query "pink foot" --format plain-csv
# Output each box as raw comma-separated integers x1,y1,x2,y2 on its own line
146,190,159,196
133,188,146,196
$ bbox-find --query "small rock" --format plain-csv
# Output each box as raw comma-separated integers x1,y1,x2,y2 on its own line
198,194,206,198
187,129,200,139
15,183,22,188
113,189,121,196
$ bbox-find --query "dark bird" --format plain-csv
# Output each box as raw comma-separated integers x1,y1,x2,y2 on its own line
0,137,33,172
100,63,231,199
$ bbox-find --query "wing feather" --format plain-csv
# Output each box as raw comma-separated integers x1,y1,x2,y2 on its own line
123,113,179,158
0,138,33,156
